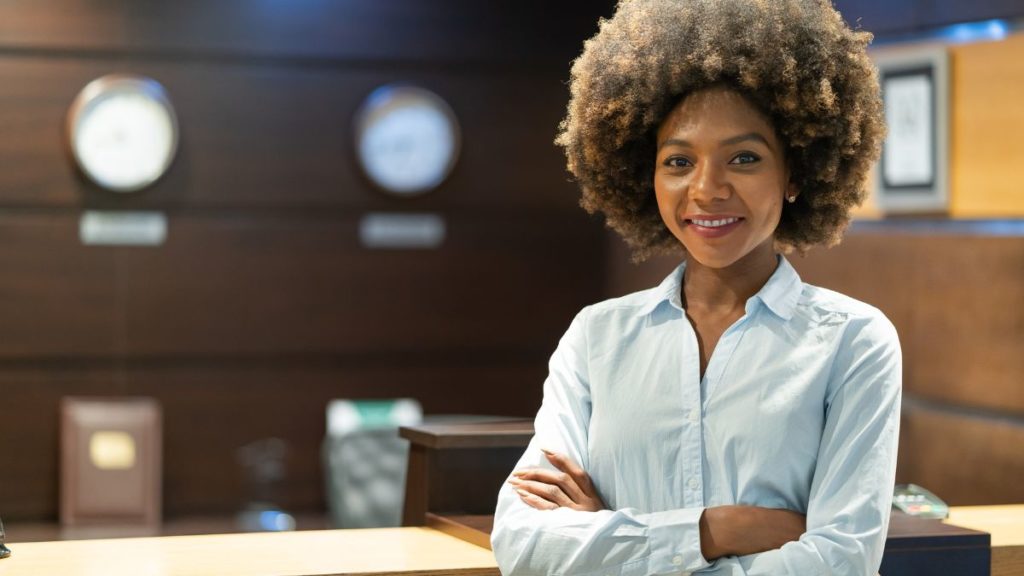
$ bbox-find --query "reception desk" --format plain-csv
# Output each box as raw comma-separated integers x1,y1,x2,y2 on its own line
1,509,1021,576
0,527,499,576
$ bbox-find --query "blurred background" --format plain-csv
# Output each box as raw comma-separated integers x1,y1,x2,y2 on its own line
0,0,1021,540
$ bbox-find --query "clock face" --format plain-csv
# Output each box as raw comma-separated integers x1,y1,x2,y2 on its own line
67,75,179,193
355,85,460,197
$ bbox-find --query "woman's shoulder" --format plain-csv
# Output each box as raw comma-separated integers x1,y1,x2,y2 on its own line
796,282,899,345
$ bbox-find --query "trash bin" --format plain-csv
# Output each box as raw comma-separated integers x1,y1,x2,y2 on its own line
322,399,423,528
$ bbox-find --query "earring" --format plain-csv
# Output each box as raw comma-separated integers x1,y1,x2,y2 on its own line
786,195,797,203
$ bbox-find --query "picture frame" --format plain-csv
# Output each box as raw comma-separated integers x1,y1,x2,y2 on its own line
872,44,950,214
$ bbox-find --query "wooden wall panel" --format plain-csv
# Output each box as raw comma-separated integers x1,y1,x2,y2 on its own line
898,401,1024,505
0,211,603,359
950,33,1024,217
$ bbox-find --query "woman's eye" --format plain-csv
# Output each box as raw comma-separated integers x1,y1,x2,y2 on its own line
663,156,693,168
730,152,761,165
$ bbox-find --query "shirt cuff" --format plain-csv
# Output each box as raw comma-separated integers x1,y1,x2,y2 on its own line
643,507,712,574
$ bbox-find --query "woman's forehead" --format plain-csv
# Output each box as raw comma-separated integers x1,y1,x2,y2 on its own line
657,87,777,143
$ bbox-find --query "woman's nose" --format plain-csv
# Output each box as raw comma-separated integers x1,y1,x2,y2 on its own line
690,161,730,203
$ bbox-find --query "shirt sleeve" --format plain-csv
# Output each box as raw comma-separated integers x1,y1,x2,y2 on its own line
698,312,903,576
491,307,712,576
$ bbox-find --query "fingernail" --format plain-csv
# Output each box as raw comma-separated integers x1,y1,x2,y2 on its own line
540,448,555,456
507,478,520,485
512,471,525,477
516,489,530,498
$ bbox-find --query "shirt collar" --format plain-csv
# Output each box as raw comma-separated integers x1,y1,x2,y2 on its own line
637,255,803,321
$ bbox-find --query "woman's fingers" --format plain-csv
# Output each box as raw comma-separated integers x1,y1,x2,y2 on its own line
509,477,574,508
512,466,587,503
541,449,595,493
514,487,559,510
510,450,606,512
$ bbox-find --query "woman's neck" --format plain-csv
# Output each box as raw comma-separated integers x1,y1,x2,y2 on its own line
682,245,779,315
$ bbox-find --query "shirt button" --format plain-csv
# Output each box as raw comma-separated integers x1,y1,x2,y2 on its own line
672,554,683,566
688,477,699,490
688,409,699,424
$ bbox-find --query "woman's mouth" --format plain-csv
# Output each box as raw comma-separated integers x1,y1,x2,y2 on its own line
684,216,744,238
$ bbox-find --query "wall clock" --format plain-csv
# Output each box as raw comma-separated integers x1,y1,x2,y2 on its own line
354,85,461,197
66,74,179,193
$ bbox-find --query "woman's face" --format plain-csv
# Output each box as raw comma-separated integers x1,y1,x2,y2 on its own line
654,86,795,271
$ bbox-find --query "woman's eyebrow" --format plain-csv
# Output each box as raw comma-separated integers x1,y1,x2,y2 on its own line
658,132,772,151
719,132,771,148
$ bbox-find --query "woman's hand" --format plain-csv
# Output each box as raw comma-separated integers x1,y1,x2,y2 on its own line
508,449,606,512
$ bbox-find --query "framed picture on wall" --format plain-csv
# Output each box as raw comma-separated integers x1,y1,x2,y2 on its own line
872,45,950,213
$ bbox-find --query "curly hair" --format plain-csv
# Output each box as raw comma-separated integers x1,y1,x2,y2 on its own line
556,0,885,261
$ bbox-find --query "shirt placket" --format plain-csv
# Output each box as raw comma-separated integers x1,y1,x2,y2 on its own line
680,316,705,508
678,307,755,508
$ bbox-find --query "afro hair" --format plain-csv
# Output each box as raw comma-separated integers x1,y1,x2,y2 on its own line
556,0,886,260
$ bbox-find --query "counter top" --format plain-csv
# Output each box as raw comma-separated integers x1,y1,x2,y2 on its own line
0,527,499,576
946,504,1024,576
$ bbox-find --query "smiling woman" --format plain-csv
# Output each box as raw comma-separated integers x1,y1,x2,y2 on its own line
491,1,899,575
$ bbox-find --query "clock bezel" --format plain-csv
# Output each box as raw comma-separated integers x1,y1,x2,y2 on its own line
66,74,180,194
353,84,462,198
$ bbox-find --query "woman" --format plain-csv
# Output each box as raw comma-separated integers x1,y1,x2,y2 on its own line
491,1,899,575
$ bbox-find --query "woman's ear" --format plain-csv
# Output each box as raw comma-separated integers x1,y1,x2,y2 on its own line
785,183,799,203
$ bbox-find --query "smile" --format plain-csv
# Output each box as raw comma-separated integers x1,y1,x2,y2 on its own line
688,217,740,228
683,216,744,239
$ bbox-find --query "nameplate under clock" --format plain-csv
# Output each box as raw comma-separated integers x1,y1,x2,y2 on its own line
79,211,167,246
359,212,446,249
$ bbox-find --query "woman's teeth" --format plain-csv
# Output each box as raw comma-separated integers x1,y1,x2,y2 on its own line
690,217,739,228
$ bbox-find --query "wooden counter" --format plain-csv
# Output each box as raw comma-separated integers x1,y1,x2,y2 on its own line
0,527,499,576
947,505,1024,576
1,507,1021,576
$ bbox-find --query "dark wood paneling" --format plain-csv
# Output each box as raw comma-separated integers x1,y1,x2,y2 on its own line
0,56,582,212
898,400,1024,505
0,1,615,65
0,361,548,520
0,213,120,356
604,233,681,299
0,211,603,359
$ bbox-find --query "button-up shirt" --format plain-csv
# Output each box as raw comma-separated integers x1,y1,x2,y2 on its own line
491,255,902,575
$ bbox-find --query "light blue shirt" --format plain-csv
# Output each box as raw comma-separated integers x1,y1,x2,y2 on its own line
491,256,902,575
